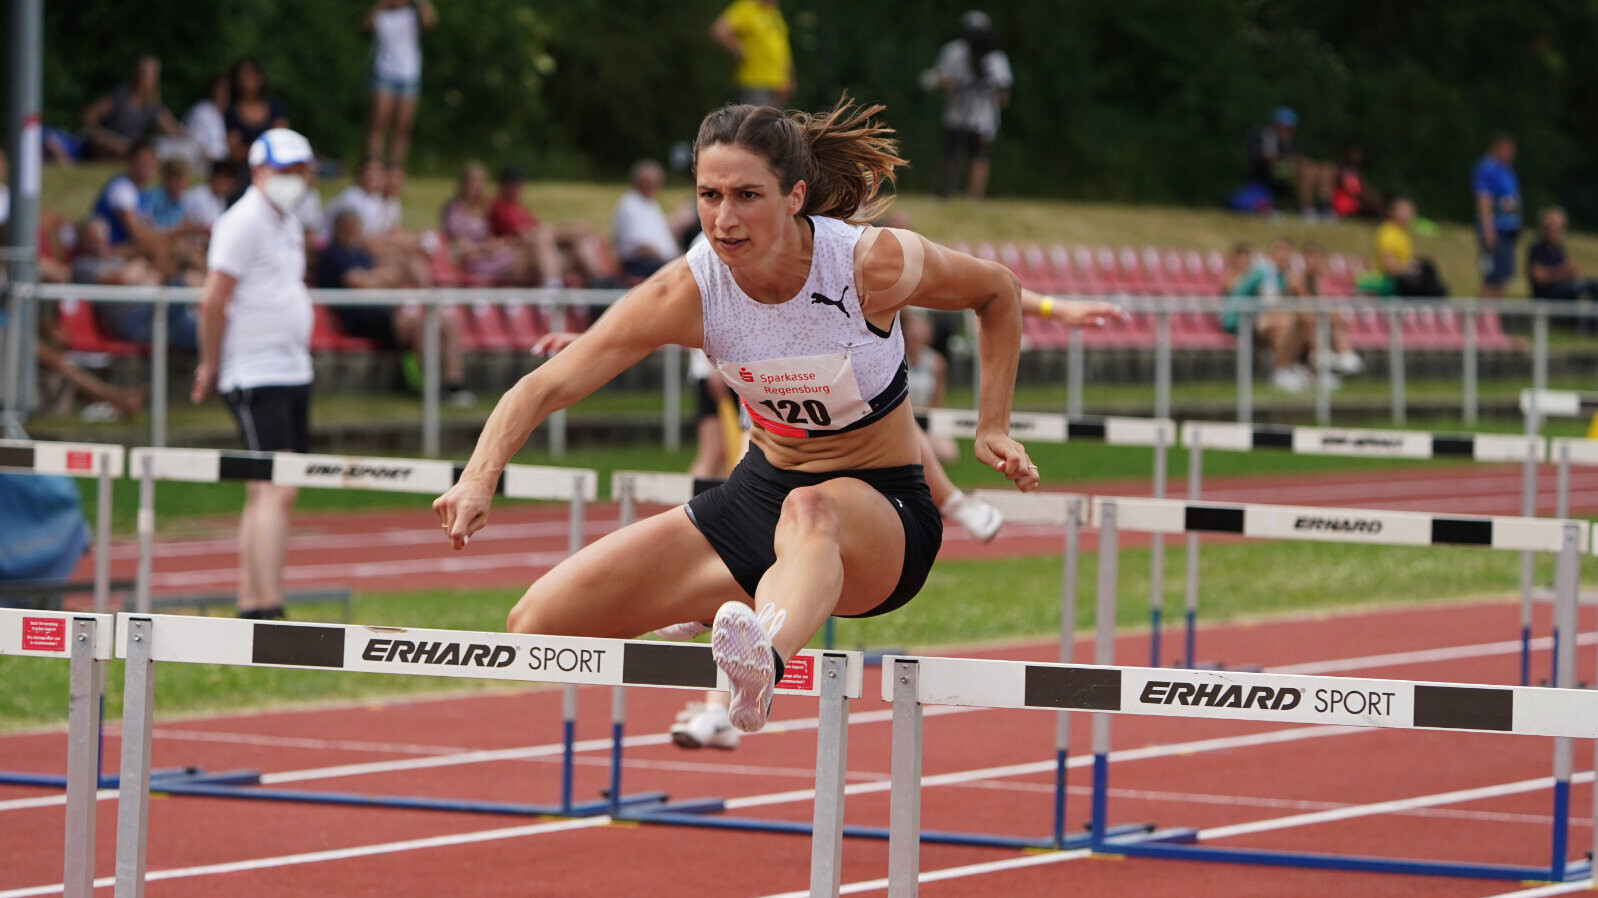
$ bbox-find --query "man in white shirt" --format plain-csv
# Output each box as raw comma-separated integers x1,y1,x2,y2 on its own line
191,128,317,620
321,158,392,241
612,159,682,280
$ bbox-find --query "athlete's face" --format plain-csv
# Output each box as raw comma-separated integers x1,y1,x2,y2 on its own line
696,143,805,268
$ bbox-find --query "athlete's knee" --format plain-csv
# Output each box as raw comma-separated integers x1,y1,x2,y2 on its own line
777,486,842,541
506,593,547,634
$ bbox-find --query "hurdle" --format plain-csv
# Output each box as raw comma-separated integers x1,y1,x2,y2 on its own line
109,613,863,898
1060,495,1589,882
0,441,124,793
1179,421,1545,677
927,408,1180,664
0,608,114,898
119,447,657,820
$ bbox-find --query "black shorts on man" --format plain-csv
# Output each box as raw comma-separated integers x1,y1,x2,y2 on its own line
224,384,311,454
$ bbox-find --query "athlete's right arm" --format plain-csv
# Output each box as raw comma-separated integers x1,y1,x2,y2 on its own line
434,260,703,548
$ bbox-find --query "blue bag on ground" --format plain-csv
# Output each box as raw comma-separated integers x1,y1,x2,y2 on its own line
0,472,90,608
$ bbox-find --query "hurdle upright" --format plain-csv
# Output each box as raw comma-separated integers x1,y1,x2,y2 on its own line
109,613,863,898
1179,421,1545,676
1077,495,1588,881
927,408,1180,664
0,608,115,898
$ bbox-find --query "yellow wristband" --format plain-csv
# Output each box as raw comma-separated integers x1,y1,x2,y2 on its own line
1038,297,1055,318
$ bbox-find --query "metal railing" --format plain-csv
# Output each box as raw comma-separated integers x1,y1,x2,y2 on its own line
10,282,1598,454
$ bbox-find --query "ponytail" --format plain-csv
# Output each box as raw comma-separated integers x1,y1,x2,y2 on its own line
693,93,906,225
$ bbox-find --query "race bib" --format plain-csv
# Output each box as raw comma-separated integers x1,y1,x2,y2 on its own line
717,353,871,436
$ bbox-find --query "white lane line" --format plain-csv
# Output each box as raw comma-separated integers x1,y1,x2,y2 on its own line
1482,880,1598,898
0,815,615,898
1271,632,1589,676
1199,771,1596,841
758,848,1096,898
751,771,1598,898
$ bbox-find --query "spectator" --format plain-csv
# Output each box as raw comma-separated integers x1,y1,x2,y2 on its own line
317,208,471,407
1329,144,1383,220
322,158,392,242
1527,206,1598,304
1474,131,1522,299
69,218,159,289
1374,196,1446,297
142,157,192,232
89,139,160,249
612,159,681,280
710,0,792,106
1221,239,1308,392
1247,107,1334,218
181,164,238,231
76,216,199,352
79,55,184,161
1289,243,1363,382
183,74,231,167
224,58,289,177
191,129,317,621
924,10,1013,198
365,0,438,166
488,165,610,286
35,302,146,421
443,161,533,284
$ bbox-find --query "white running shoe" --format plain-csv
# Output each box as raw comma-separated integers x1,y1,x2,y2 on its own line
1332,350,1365,375
711,601,785,733
1270,366,1309,393
943,491,1003,542
669,701,740,750
653,620,710,641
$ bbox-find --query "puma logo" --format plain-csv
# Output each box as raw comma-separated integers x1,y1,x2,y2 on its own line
810,286,851,318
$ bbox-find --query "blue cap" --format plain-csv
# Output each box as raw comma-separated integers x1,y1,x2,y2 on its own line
1272,107,1299,128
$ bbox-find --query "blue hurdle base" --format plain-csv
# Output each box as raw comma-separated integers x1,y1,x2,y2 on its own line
0,765,200,790
144,769,669,818
1099,838,1594,883
621,799,1174,850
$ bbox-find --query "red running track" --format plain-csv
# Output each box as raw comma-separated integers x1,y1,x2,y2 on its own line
70,462,1598,597
4,599,1597,897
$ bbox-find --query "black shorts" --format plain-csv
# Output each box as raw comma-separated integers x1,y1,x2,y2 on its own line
335,306,398,347
944,127,991,161
684,442,943,617
224,384,312,453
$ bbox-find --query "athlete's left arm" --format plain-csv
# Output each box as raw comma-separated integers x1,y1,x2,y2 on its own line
858,230,1038,492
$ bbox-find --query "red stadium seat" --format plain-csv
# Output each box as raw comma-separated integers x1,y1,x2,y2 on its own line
466,302,515,352
311,305,378,353
55,298,147,356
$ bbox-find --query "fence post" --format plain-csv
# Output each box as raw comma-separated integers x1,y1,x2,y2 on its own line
663,343,682,453
1154,308,1171,420
1313,310,1330,425
136,454,154,614
1533,307,1549,395
1067,328,1084,417
150,295,168,449
887,659,922,898
1235,311,1253,424
1462,308,1479,427
1387,305,1405,427
422,300,440,458
94,451,113,614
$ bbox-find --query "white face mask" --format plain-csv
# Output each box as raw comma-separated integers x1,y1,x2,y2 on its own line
260,172,310,212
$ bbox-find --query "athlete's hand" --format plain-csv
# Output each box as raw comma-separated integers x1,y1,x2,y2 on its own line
974,431,1040,493
1059,300,1129,329
433,481,496,550
532,331,580,356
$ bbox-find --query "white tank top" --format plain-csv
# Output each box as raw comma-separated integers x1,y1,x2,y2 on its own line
688,215,907,438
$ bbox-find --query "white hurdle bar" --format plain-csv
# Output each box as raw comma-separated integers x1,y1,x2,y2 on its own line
1178,421,1545,674
126,448,598,613
0,609,115,898
110,612,864,898
928,408,1182,665
0,440,126,614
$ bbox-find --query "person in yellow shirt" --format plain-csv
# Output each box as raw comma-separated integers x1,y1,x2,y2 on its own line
1373,196,1446,297
710,0,793,106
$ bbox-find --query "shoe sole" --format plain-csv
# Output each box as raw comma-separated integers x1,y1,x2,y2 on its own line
712,602,774,734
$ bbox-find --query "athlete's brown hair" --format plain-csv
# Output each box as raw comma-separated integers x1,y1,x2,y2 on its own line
693,94,906,224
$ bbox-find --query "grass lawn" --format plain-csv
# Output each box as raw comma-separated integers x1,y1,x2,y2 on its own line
0,538,1561,729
